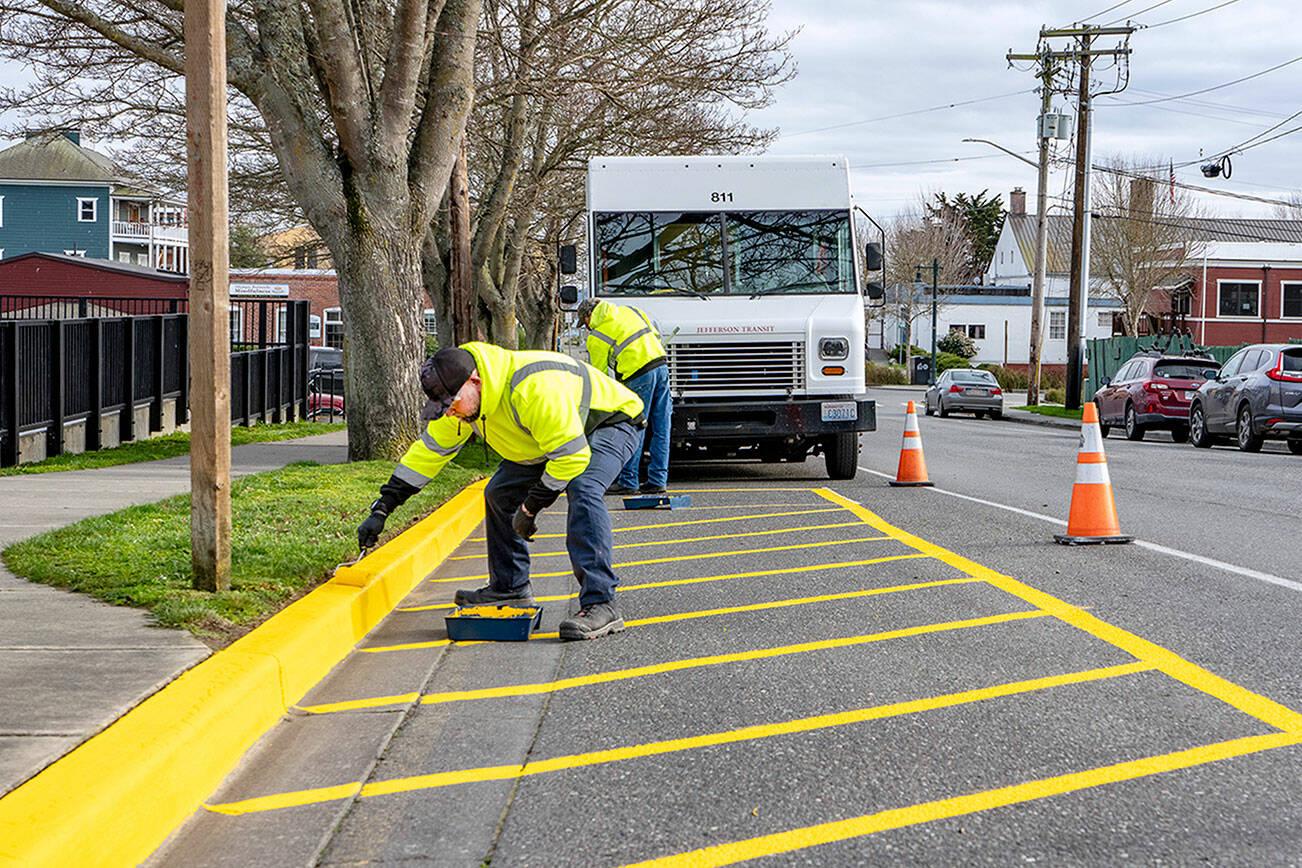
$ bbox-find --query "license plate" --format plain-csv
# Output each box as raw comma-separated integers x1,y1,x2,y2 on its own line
821,401,857,422
966,388,989,396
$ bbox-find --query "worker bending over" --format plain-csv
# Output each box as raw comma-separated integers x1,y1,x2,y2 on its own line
358,343,645,640
577,298,672,496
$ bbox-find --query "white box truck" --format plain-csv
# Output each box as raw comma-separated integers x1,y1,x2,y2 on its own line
563,155,881,480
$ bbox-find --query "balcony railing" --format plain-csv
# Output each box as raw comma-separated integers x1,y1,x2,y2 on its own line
111,221,190,243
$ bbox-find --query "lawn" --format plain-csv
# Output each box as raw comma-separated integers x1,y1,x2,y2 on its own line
2,446,495,647
1014,404,1083,421
0,421,347,476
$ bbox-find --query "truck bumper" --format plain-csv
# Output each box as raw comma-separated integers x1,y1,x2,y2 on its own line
672,397,876,440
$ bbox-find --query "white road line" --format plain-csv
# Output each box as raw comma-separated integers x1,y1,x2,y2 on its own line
857,465,1302,595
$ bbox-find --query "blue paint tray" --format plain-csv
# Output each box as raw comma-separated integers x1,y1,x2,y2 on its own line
621,494,691,510
444,605,543,642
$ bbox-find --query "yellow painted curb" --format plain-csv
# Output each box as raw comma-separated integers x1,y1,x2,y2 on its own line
0,479,487,868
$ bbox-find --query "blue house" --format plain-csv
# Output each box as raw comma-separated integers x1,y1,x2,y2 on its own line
0,129,189,274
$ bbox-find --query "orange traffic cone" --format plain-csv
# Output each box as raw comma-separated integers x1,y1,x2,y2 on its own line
889,401,934,487
1054,402,1132,545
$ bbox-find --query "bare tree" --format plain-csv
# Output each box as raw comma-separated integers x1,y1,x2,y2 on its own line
0,0,481,460
883,196,972,370
1092,159,1207,337
440,0,795,350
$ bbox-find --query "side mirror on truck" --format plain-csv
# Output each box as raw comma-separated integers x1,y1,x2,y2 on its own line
559,244,577,275
559,285,580,309
864,281,884,300
863,241,883,272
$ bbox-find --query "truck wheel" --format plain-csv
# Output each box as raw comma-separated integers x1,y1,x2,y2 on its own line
825,432,858,480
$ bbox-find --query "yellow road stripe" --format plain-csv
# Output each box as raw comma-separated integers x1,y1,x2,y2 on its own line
208,661,1152,816
385,553,932,621
465,507,846,541
815,489,1302,734
448,521,866,560
363,572,958,652
428,536,894,585
303,604,1033,713
625,730,1302,867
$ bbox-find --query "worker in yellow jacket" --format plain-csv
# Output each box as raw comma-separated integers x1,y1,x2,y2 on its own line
357,342,645,640
577,298,672,496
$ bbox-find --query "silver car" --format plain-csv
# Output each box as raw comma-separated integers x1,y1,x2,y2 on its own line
924,368,1004,419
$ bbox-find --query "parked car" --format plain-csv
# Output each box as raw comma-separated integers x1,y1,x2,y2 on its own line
1093,352,1220,441
308,348,345,421
1188,343,1302,453
923,368,1003,419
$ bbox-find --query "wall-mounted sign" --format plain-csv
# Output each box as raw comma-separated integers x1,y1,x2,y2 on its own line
230,282,290,298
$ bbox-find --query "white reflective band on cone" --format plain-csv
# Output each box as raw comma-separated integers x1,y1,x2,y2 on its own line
904,413,920,433
901,438,922,450
1080,423,1105,454
1074,461,1111,485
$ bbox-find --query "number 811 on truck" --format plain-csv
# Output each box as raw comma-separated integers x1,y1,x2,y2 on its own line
559,155,885,480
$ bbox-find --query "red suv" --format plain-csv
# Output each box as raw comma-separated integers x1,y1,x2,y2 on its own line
1093,352,1221,441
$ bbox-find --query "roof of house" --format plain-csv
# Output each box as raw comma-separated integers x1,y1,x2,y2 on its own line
0,132,165,197
0,250,188,283
1004,213,1302,275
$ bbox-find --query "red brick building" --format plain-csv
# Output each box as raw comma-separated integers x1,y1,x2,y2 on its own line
229,268,341,347
1177,242,1302,346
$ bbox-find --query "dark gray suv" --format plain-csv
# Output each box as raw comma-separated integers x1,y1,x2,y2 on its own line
1188,344,1302,453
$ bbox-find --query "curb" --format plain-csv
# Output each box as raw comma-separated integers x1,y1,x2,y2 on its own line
1001,410,1082,431
0,479,488,868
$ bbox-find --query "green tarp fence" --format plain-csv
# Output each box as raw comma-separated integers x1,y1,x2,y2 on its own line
1083,335,1253,399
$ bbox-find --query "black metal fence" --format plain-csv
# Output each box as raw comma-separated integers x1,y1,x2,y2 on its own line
0,299,310,467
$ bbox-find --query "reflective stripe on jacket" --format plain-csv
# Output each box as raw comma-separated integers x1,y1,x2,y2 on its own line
585,300,666,382
395,342,644,493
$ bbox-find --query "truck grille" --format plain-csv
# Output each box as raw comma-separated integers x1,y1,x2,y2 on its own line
668,340,805,396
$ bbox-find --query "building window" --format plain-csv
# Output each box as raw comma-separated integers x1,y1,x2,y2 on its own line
1098,311,1112,329
275,306,289,343
230,307,245,344
77,197,97,222
1282,283,1302,319
949,324,965,335
967,324,985,339
423,308,438,336
1049,310,1066,340
324,307,344,348
309,315,322,340
1218,281,1260,318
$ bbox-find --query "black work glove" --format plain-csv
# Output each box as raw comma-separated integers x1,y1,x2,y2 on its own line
357,499,389,549
512,505,538,542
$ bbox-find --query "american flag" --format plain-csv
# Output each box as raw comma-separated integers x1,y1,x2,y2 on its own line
1169,160,1176,204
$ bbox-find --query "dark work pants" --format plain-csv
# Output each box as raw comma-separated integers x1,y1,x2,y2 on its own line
483,421,639,609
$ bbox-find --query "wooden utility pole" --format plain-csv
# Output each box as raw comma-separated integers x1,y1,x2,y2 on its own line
1011,25,1132,408
185,0,231,591
1065,32,1091,411
449,140,475,346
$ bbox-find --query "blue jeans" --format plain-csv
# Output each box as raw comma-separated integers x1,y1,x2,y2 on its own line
483,422,638,609
618,364,672,489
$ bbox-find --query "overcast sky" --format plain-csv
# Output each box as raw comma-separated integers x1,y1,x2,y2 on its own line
753,0,1301,220
1,0,1297,223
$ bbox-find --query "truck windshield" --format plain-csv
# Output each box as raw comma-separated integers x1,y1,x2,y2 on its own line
594,209,854,297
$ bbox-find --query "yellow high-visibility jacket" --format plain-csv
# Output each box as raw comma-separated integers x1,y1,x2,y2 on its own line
585,301,666,382
392,342,644,496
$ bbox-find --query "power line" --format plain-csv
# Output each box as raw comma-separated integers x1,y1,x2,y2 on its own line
1102,0,1175,27
1107,53,1302,106
781,89,1035,138
1142,0,1244,28
1083,0,1139,22
851,152,1038,169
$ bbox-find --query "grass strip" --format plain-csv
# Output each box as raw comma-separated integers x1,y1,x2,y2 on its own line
1014,404,1083,420
0,421,348,476
2,448,494,647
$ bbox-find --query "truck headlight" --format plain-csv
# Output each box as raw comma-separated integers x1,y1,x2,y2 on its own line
819,337,849,360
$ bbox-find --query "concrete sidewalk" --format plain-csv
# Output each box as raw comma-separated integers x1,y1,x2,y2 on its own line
0,429,349,797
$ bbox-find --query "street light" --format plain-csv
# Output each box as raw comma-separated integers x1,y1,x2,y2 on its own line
963,136,1051,406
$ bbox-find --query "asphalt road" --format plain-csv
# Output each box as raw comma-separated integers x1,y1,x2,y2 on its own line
148,392,1302,866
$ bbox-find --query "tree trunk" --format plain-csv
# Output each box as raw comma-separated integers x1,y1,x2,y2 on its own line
335,231,427,461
